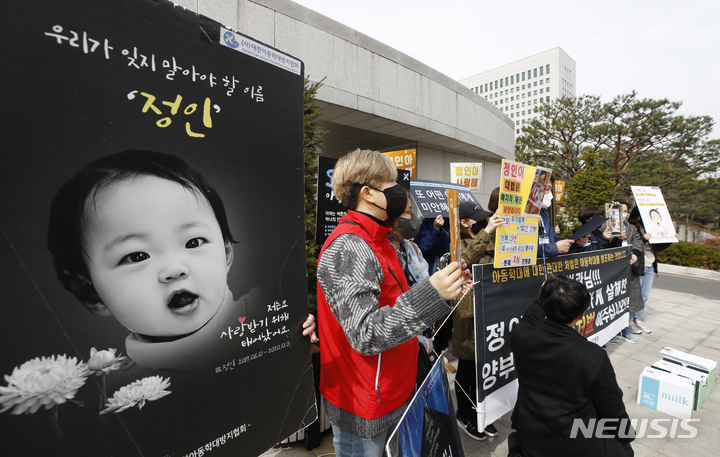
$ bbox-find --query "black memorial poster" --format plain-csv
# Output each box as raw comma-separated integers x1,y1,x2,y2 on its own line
471,247,631,430
0,1,316,456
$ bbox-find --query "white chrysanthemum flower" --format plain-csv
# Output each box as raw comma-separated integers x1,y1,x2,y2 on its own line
0,354,90,415
100,376,171,415
87,348,126,375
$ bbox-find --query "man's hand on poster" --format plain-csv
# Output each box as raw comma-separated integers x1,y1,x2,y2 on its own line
643,232,652,241
301,314,319,343
484,211,504,235
556,239,573,254
429,261,467,301
433,215,444,230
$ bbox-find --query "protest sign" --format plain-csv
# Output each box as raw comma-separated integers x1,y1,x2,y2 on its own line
315,156,348,246
410,180,479,220
384,149,417,178
315,156,410,246
0,1,315,456
447,190,462,264
472,247,631,431
554,180,566,204
631,186,679,244
450,163,483,191
494,161,550,268
386,357,465,457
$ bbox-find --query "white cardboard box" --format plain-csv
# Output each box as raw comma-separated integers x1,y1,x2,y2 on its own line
637,367,695,420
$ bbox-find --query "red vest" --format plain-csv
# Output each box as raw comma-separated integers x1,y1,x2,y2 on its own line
317,211,418,419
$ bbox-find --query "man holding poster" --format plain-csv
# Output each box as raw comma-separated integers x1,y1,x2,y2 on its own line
316,149,467,457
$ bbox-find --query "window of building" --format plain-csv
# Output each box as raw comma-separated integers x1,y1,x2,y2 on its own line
540,66,544,76
516,129,520,134
546,96,550,102
539,79,543,85
528,91,531,97
522,102,525,107
546,86,550,92
522,72,525,81
522,93,525,99
534,68,538,78
522,119,526,124
534,81,537,87
500,79,504,88
546,64,550,74
495,80,498,89
479,86,483,94
522,110,525,115
510,75,514,84
485,83,488,92
546,78,549,83
511,96,514,101
505,89,509,95
505,77,509,86
511,88,514,93
540,88,544,94
540,115,544,120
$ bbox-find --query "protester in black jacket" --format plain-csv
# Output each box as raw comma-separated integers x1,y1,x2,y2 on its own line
510,276,634,457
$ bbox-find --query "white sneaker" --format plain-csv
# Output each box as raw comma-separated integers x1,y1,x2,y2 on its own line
628,322,642,334
635,320,652,334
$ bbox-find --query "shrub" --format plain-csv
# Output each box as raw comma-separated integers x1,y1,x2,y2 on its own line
657,241,720,271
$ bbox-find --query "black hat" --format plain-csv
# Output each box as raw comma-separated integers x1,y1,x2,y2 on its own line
459,201,492,221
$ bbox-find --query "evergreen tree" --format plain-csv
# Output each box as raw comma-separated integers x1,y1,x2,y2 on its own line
303,77,326,315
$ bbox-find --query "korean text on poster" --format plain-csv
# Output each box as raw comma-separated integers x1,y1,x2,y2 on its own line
630,186,678,244
315,156,347,246
383,149,417,179
473,246,631,430
450,162,483,191
494,160,542,268
410,180,478,219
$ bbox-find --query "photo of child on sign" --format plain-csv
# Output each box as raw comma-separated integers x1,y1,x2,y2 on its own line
523,169,551,215
0,1,316,456
47,151,316,373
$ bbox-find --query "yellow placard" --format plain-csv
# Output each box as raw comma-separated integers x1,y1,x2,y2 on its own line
554,180,566,204
493,160,544,268
447,189,461,265
383,149,417,179
450,162,483,191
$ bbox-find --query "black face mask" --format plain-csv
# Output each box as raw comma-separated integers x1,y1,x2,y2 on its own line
396,214,422,239
371,184,408,220
471,219,488,235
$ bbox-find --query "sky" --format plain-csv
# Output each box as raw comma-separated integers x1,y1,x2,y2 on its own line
292,0,720,139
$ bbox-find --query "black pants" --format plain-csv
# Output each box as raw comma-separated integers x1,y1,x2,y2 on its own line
454,357,477,420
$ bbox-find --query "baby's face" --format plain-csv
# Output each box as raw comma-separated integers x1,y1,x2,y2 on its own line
651,212,662,227
83,175,231,337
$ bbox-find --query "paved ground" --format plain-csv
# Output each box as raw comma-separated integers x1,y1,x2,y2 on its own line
261,269,720,457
